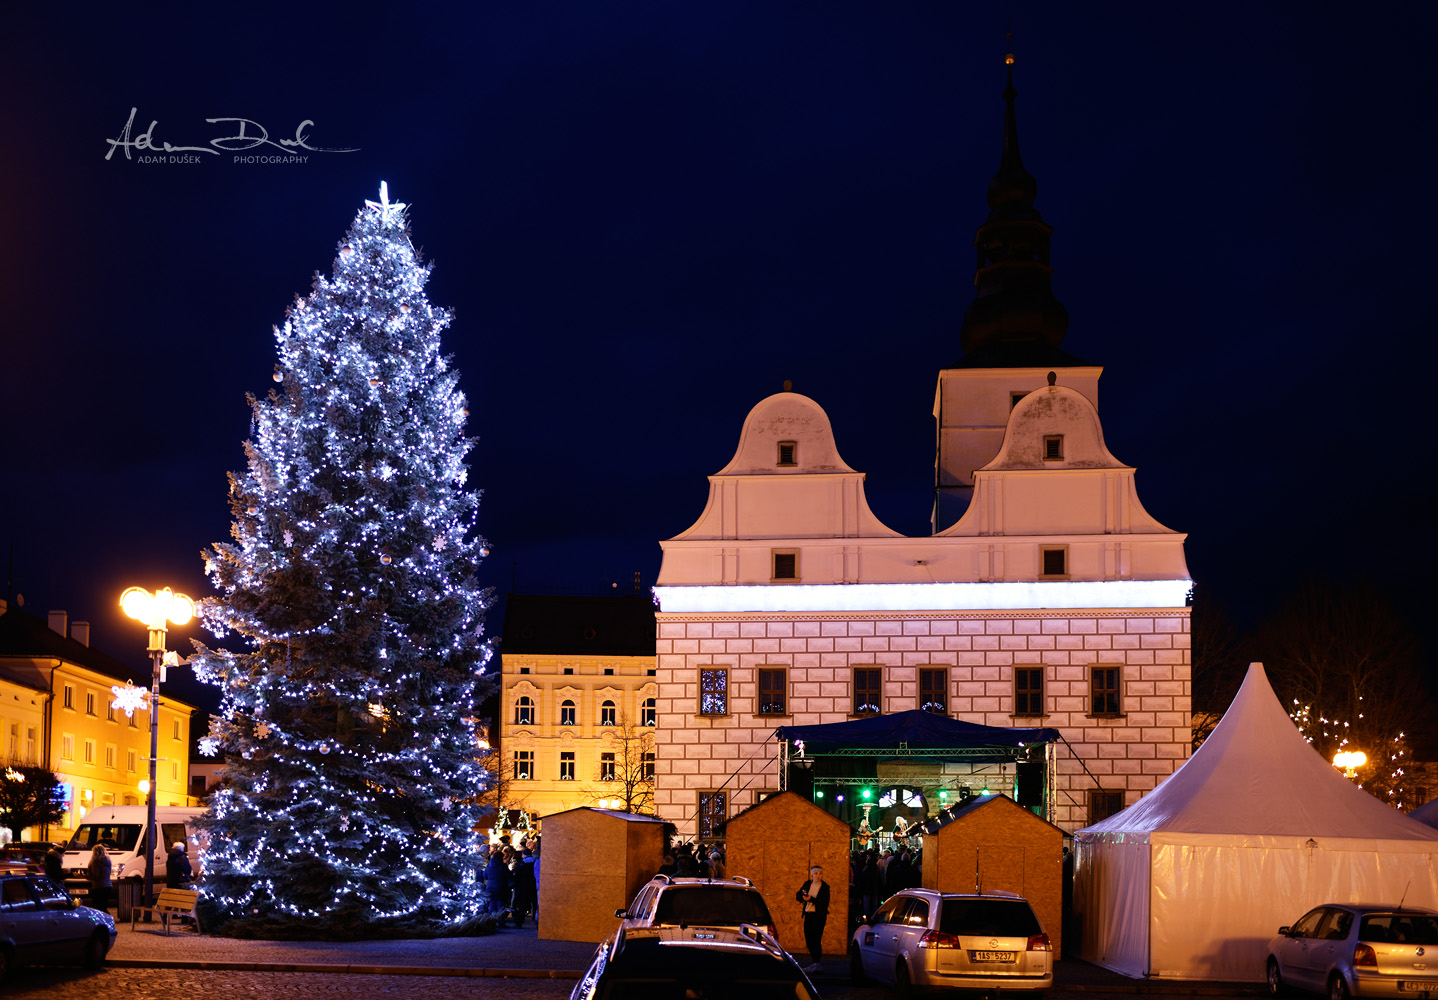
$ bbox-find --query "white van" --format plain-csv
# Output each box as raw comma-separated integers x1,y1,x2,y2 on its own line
60,806,205,896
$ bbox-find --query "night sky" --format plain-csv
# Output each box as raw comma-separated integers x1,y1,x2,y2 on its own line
4,3,1435,705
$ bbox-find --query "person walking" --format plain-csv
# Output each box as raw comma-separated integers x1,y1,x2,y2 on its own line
87,844,112,913
166,841,193,888
795,864,830,974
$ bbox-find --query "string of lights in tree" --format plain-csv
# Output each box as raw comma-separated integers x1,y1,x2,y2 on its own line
1290,700,1412,806
190,183,496,926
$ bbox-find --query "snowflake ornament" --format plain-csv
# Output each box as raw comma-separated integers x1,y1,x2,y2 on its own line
441,796,453,812
339,814,350,832
111,683,150,719
255,721,271,739
199,736,220,757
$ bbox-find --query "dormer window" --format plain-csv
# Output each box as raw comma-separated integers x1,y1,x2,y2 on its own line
1040,546,1068,578
1043,435,1064,461
772,550,798,581
777,441,797,466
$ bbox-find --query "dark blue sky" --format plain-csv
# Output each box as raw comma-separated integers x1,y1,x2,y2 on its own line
3,2,1435,694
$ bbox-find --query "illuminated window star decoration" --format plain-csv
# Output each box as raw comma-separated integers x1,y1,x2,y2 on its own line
111,682,150,719
199,736,220,757
255,721,271,739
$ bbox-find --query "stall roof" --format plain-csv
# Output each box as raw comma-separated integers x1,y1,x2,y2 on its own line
774,710,1060,757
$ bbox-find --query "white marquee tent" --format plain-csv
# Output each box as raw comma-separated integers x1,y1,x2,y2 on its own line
1073,662,1438,981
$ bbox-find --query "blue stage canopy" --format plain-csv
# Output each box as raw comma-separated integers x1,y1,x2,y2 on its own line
774,710,1060,757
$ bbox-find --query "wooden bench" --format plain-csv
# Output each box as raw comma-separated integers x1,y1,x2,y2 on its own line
131,887,201,934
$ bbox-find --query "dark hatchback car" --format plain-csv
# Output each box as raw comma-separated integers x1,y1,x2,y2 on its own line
0,872,117,979
571,925,818,1000
1267,904,1438,1000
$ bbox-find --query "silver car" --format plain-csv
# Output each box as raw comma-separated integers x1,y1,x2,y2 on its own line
1267,904,1438,1000
850,888,1053,992
615,875,778,941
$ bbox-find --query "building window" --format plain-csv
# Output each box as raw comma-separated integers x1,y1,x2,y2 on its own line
697,790,727,839
172,760,179,780
600,700,617,726
1015,667,1045,717
642,752,655,781
772,551,798,581
1011,391,1028,410
173,720,181,740
699,668,728,716
126,749,137,772
777,441,797,466
129,712,138,729
1043,435,1064,461
600,752,616,781
560,752,576,781
61,734,74,760
519,667,530,674
1091,666,1122,716
514,750,534,781
107,703,115,722
85,692,96,716
647,669,656,676
853,667,882,716
641,697,656,727
919,668,947,714
1040,546,1068,578
83,739,95,764
560,699,576,726
7,723,16,760
1089,789,1126,824
25,728,36,764
101,792,114,805
63,685,74,710
757,668,787,716
603,668,614,676
514,695,535,725
563,668,573,675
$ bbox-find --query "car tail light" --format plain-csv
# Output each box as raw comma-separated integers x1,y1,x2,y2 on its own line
918,930,961,949
1354,945,1377,968
1027,934,1052,953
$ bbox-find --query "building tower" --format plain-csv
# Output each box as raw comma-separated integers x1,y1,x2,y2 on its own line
934,57,1101,532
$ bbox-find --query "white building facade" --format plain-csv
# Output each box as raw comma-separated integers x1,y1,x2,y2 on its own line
651,66,1191,839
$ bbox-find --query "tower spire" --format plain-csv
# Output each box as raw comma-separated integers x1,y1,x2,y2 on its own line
957,51,1071,360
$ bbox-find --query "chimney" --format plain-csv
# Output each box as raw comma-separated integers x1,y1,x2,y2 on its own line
71,621,91,646
48,610,68,636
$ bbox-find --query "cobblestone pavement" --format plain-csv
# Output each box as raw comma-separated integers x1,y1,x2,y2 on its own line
1,967,579,999
0,966,1259,1000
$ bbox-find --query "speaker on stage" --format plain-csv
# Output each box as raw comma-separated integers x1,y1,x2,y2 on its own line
1015,761,1045,806
787,762,814,801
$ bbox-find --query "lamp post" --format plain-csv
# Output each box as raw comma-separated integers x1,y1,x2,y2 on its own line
118,586,194,909
1333,750,1368,779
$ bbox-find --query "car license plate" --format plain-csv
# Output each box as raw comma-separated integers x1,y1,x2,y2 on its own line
1399,984,1438,994
970,951,1016,963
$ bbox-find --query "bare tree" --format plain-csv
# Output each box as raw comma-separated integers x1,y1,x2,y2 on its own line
584,715,655,814
1256,577,1429,807
1189,585,1246,750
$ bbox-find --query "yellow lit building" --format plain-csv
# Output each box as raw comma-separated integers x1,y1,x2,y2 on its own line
498,594,657,824
0,603,198,841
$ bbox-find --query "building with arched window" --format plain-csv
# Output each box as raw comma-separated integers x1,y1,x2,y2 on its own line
499,594,658,822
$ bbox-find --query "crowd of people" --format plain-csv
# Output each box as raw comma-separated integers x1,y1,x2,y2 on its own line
850,844,922,922
481,834,541,927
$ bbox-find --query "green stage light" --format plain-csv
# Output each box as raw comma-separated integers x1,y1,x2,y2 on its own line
938,789,949,800
860,787,872,801
815,789,825,799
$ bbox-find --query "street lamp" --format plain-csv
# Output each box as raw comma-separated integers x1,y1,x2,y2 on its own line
1333,750,1367,779
118,586,194,910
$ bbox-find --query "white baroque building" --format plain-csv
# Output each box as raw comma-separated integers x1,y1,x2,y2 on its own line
651,65,1192,838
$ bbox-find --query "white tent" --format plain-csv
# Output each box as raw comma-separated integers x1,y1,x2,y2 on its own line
1073,662,1438,981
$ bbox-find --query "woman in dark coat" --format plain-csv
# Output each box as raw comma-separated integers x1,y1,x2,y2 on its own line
795,864,830,973
484,848,512,926
509,848,537,928
87,844,112,912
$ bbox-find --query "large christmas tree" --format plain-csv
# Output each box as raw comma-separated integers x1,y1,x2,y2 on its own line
192,184,493,932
